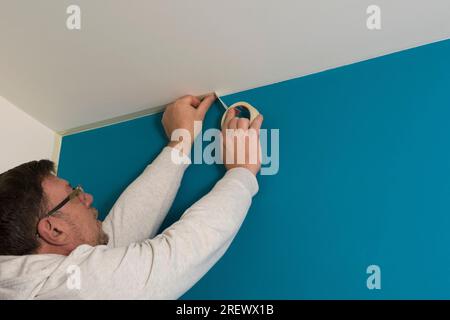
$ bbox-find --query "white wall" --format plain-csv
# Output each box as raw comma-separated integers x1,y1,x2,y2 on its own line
0,96,57,174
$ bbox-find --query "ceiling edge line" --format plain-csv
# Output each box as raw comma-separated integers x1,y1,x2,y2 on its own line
57,93,216,137
58,104,167,137
217,35,450,100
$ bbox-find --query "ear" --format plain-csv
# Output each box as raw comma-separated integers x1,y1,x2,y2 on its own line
37,216,71,246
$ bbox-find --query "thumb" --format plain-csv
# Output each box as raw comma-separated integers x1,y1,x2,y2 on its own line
196,94,216,118
250,114,264,131
222,107,236,130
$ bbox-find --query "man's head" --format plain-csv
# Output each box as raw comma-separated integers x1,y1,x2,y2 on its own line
0,160,109,256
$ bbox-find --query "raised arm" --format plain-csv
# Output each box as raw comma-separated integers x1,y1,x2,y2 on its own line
101,146,190,247
102,94,217,247
57,167,257,299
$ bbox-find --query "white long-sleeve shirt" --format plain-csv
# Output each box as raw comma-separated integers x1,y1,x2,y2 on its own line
0,147,259,299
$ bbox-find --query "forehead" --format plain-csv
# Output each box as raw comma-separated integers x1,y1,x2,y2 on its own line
41,175,73,208
41,174,71,195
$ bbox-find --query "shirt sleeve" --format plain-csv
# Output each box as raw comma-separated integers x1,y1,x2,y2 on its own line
102,146,191,248
55,167,259,300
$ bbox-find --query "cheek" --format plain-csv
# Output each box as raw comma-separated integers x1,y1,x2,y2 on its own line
91,214,103,234
88,212,99,228
77,209,98,232
84,215,101,244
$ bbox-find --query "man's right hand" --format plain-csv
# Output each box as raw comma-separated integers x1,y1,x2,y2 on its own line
221,108,264,176
163,94,216,149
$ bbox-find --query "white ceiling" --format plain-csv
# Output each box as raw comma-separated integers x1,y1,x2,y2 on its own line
1,0,450,133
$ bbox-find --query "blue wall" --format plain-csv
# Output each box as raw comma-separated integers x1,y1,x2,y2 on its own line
58,39,450,299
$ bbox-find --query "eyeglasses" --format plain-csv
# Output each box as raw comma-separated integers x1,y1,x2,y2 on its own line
46,185,84,217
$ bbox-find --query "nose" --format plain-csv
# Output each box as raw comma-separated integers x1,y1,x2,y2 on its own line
85,193,94,207
78,191,94,208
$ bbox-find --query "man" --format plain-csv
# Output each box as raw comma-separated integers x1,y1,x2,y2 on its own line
0,93,263,299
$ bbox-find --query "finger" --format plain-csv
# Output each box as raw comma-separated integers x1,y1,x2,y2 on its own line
250,114,264,130
228,117,238,130
197,94,216,117
237,118,250,130
180,95,201,107
222,108,236,129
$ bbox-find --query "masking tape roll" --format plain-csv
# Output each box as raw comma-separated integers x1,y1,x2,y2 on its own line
220,102,260,128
